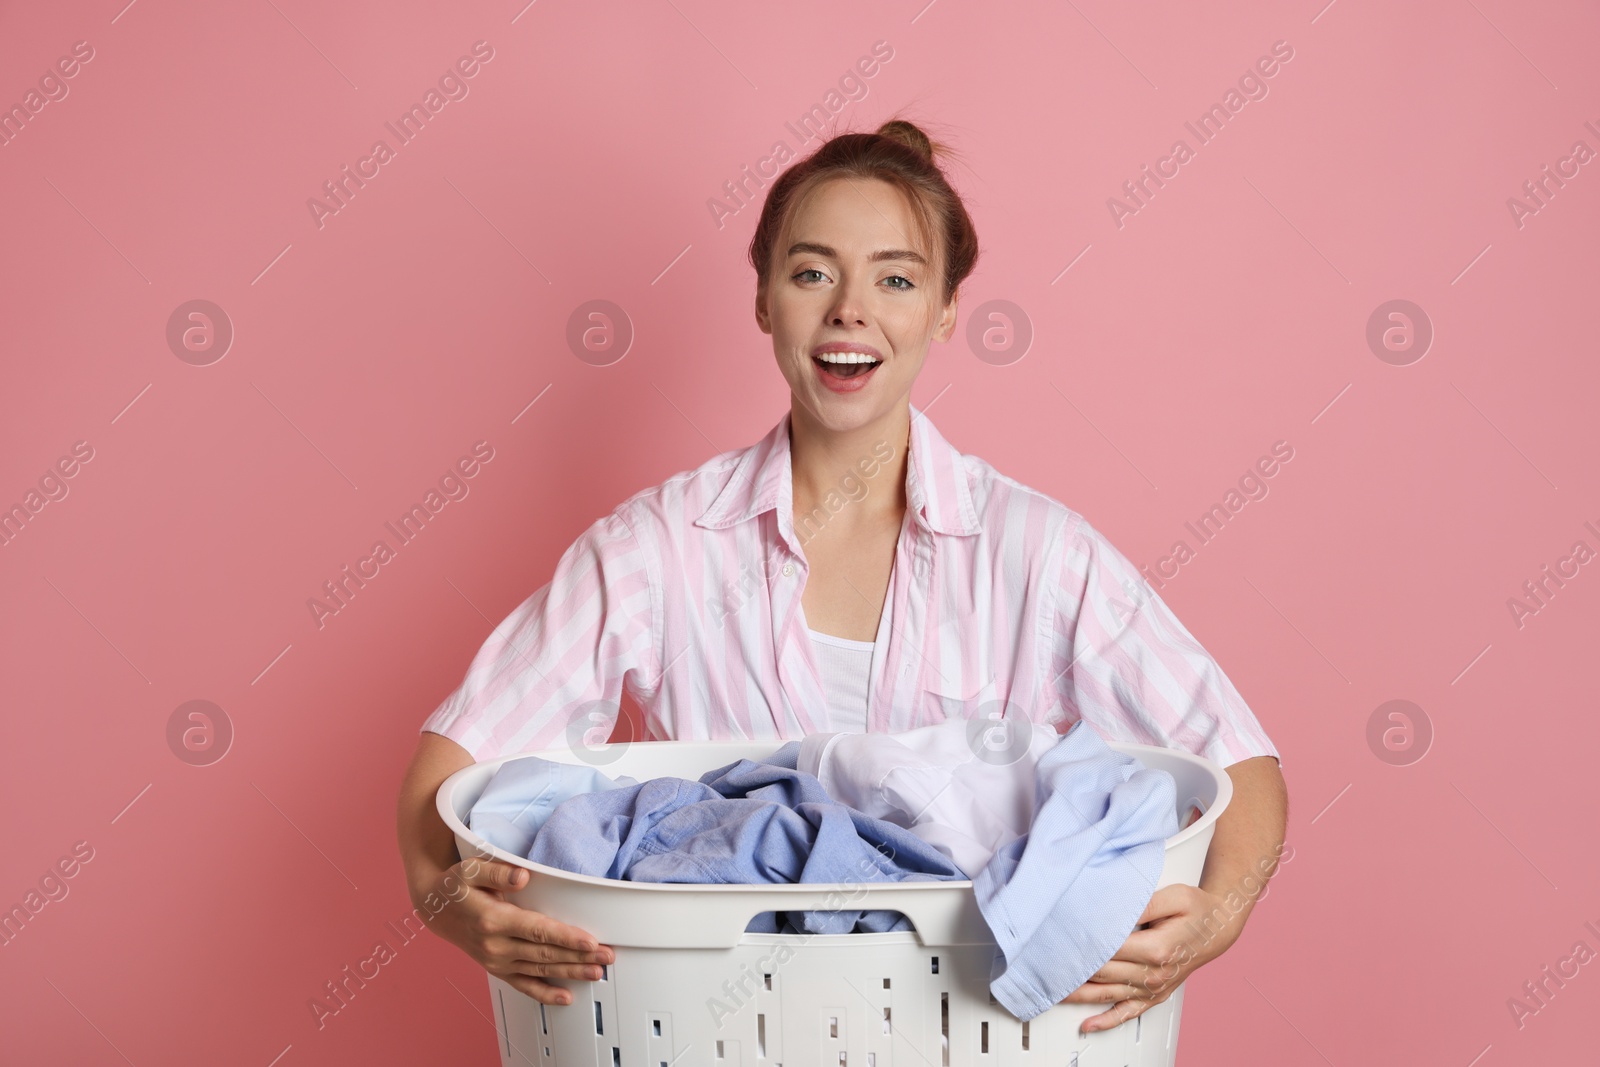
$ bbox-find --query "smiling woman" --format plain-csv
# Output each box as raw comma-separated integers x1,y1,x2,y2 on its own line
397,117,1286,1023
750,121,976,433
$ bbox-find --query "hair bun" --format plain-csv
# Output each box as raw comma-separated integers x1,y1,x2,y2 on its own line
876,119,936,162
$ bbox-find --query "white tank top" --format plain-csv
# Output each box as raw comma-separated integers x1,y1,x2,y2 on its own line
807,629,875,733
806,579,893,733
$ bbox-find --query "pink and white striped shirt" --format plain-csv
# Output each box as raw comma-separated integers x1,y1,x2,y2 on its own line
421,405,1281,770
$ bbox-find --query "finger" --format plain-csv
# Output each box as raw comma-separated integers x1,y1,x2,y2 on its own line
1059,980,1132,1005
1085,959,1160,988
1130,957,1186,994
503,910,612,959
458,857,532,892
509,959,611,983
484,934,611,968
1075,935,1168,987
1105,927,1178,967
500,973,576,1006
1088,934,1167,972
1135,884,1192,925
1082,996,1154,1035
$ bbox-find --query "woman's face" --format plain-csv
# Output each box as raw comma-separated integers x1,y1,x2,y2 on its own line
756,176,959,434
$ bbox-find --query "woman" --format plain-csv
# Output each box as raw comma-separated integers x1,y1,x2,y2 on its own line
396,118,1288,1036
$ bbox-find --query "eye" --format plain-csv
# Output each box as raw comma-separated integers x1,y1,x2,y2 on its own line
883,274,914,290
794,268,828,283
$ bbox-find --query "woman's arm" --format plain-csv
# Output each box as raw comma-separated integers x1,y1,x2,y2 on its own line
1199,755,1289,921
1045,517,1290,1032
401,507,661,1004
1066,754,1289,1033
396,730,477,891
395,730,614,1006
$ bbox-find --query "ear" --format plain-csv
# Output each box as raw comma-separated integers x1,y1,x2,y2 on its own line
932,288,960,343
754,282,773,335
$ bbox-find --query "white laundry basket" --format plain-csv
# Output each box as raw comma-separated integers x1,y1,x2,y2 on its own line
437,739,1232,1067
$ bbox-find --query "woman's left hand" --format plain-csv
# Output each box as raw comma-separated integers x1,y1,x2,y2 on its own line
1059,882,1245,1034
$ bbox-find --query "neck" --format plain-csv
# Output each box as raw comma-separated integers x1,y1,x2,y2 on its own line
788,400,911,520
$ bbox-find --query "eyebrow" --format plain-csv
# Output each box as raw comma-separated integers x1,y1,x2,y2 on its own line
785,241,928,266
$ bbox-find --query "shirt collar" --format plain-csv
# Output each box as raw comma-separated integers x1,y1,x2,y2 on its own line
694,403,982,542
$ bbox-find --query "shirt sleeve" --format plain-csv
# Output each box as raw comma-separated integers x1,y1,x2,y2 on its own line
420,506,661,762
1045,513,1281,771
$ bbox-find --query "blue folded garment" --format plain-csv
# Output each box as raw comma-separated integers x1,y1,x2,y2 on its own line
763,739,801,769
977,718,1178,1020
523,753,965,934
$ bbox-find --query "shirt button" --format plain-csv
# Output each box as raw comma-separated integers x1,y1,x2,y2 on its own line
782,563,795,577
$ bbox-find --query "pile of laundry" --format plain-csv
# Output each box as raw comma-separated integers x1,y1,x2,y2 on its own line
466,718,1179,1021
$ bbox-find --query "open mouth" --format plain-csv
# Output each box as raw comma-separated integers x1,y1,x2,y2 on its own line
812,352,883,381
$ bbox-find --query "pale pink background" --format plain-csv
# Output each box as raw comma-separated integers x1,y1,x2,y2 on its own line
2,0,1597,1064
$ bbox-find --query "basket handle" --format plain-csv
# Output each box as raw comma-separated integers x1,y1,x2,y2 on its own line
720,882,993,946
499,865,996,949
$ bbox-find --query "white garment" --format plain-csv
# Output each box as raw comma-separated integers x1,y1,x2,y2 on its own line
804,571,895,733
797,718,1062,876
807,628,874,732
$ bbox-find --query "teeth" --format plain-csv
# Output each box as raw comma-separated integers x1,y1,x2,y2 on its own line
815,352,880,364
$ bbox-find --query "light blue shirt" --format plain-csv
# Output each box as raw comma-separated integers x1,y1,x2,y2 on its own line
468,758,638,858
977,718,1179,1020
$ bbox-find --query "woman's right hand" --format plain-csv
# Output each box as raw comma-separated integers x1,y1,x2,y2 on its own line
417,856,615,1006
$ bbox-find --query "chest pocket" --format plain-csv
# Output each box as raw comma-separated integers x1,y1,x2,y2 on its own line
917,672,1004,724
916,665,1063,732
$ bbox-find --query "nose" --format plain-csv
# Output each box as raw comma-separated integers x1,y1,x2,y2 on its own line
826,276,869,327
